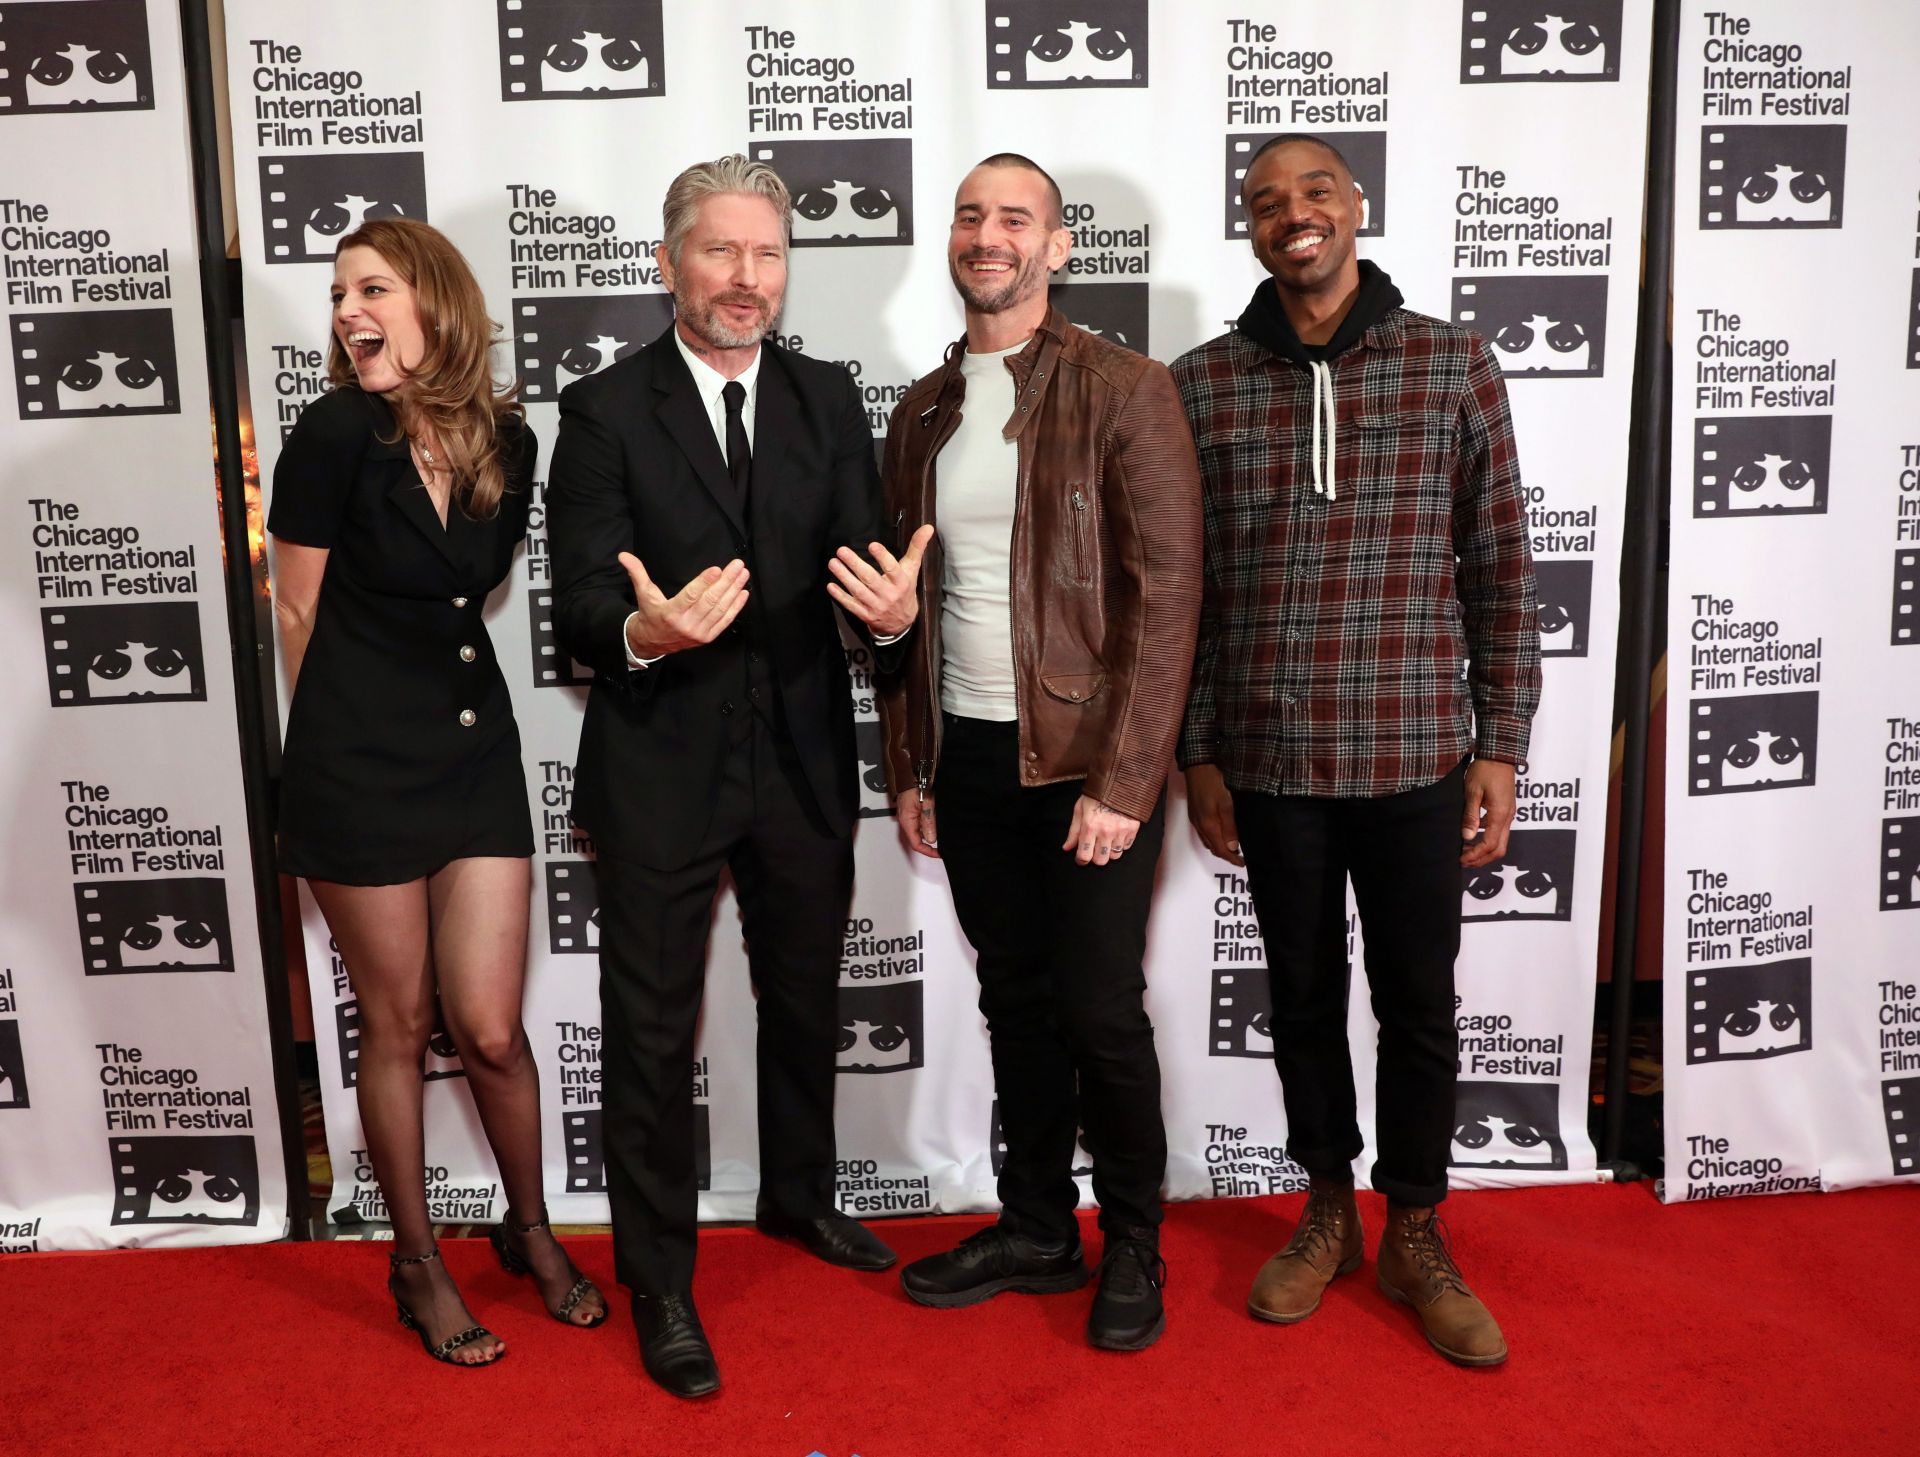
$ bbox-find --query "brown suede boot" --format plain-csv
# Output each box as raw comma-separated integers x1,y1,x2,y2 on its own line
1246,1177,1363,1324
1376,1205,1508,1367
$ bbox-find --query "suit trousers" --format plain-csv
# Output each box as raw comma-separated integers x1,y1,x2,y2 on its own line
935,713,1168,1245
595,713,852,1294
1230,760,1466,1208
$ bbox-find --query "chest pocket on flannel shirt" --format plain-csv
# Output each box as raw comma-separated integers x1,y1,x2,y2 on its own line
1347,409,1456,507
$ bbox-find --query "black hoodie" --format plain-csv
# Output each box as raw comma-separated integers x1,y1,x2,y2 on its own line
1235,258,1404,365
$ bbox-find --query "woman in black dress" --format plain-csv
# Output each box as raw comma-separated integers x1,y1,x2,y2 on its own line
271,218,604,1366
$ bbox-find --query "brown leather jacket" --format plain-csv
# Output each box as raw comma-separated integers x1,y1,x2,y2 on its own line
875,307,1203,822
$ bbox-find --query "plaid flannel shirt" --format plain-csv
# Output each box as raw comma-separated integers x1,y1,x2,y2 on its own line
1171,308,1540,798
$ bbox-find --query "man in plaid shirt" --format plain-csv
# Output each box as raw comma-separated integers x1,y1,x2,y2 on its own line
1173,135,1539,1368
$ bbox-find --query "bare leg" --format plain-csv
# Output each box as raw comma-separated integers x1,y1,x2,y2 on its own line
311,878,503,1364
431,856,605,1326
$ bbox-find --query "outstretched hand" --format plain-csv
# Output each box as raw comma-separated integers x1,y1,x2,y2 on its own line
827,523,935,639
619,551,750,660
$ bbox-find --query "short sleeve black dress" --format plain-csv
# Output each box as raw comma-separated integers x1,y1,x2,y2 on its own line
269,387,537,885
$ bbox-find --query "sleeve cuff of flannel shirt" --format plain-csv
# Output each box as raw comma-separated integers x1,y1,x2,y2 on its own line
1474,720,1531,770
1176,737,1220,772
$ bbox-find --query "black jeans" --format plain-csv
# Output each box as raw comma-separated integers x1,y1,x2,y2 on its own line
1232,761,1466,1208
935,714,1168,1244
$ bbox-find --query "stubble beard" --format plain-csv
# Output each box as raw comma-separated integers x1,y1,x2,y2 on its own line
952,250,1048,316
676,283,782,351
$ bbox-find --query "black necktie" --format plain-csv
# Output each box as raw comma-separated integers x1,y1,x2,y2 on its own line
722,379,751,514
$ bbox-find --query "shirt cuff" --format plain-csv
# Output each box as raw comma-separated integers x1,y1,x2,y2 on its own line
1474,716,1531,769
872,629,909,646
623,612,663,670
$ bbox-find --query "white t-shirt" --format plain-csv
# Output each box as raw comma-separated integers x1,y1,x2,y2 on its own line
936,342,1024,720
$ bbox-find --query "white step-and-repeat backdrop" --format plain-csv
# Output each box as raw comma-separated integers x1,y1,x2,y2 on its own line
222,0,1653,1226
1662,0,1920,1199
0,0,289,1251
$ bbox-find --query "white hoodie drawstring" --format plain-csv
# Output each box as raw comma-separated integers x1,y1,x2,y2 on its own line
1308,359,1337,501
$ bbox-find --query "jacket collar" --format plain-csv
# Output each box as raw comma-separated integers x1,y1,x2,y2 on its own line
645,323,747,537
920,304,1071,440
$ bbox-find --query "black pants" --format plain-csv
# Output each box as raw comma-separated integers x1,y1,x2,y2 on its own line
1232,761,1465,1208
595,715,851,1294
936,714,1167,1244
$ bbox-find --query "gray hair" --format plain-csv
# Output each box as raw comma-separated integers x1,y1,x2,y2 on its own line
661,154,793,267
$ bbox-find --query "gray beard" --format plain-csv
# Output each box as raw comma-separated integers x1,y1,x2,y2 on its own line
675,287,782,350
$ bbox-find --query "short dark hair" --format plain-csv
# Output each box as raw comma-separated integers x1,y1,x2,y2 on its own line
1245,133,1356,188
973,152,1064,230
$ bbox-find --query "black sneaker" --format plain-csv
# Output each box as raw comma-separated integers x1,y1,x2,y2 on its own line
1087,1238,1166,1351
899,1224,1091,1309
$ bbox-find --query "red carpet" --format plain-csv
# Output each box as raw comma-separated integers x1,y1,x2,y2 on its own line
3,1184,1914,1457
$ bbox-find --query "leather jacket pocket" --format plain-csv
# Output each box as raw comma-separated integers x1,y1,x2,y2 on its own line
1040,671,1108,705
1067,486,1093,584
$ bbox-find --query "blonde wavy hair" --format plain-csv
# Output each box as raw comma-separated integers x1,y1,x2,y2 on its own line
325,217,523,519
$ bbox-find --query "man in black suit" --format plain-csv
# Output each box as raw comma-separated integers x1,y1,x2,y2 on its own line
546,155,931,1398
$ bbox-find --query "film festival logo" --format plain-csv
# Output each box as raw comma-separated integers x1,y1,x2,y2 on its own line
1883,1079,1918,1178
1686,957,1811,1065
108,1134,260,1228
837,981,923,1074
1687,690,1818,797
1209,966,1273,1060
853,719,892,820
1882,818,1920,913
1459,1,1623,84
0,0,153,114
1692,415,1831,519
1453,275,1607,379
1224,130,1387,243
990,1099,1094,1177
40,603,205,707
335,998,465,1089
1700,125,1846,231
72,877,233,976
257,153,429,265
1450,1081,1568,1170
1049,281,1149,357
1534,559,1592,657
1461,828,1575,924
497,0,665,101
0,1020,28,1110
514,293,672,404
751,140,913,248
545,860,601,954
563,1106,711,1192
1894,551,1917,648
983,0,1147,89
528,589,592,688
11,309,179,420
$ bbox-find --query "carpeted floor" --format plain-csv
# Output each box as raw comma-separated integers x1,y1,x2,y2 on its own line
3,1183,1913,1457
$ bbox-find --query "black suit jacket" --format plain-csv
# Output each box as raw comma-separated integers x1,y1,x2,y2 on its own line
546,326,889,869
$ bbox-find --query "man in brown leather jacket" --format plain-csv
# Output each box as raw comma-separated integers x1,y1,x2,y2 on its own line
874,154,1202,1351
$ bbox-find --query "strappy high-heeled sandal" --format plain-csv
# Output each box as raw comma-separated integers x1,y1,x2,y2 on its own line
388,1247,502,1367
489,1209,608,1328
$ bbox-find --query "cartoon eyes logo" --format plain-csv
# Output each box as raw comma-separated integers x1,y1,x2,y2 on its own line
148,1167,245,1221
1717,998,1801,1055
540,30,649,92
1734,165,1833,224
118,915,220,969
1463,862,1562,919
1491,313,1590,373
792,180,901,240
1721,730,1804,788
1726,453,1815,512
86,640,190,698
558,334,630,378
1243,1009,1273,1053
1024,20,1133,82
54,352,164,413
25,42,140,106
837,1019,912,1069
1501,14,1607,75
1451,1114,1552,1165
304,195,407,254
1539,601,1575,643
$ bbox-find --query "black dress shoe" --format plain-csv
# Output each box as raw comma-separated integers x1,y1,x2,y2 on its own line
632,1291,720,1398
754,1204,898,1271
899,1223,1090,1309
1087,1237,1166,1352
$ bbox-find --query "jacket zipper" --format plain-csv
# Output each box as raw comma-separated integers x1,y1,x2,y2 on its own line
917,393,962,790
1069,487,1090,583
